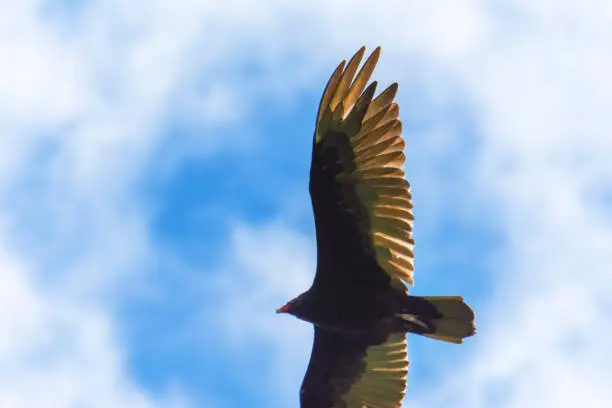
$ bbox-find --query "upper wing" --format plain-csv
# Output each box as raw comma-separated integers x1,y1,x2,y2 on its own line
301,326,408,408
310,47,415,292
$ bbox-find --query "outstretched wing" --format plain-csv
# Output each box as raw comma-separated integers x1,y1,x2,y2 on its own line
310,47,415,293
301,327,408,408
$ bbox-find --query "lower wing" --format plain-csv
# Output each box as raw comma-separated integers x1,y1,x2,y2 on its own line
301,326,408,408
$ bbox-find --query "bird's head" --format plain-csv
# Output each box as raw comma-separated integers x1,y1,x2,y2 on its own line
276,293,307,316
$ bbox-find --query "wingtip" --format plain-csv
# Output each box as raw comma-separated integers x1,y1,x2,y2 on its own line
365,47,381,70
351,46,367,65
357,45,381,59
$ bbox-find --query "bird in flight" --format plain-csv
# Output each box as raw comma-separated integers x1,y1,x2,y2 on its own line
276,46,476,408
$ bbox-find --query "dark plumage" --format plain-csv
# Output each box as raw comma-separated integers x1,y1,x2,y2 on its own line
277,46,476,408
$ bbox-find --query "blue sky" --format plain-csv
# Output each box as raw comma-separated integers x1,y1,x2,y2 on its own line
1,1,612,407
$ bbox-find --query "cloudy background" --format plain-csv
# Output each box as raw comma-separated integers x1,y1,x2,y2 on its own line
1,1,611,407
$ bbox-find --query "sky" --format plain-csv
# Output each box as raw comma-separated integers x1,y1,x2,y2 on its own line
1,1,611,407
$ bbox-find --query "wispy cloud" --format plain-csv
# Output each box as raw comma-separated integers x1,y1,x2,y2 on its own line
185,2,612,407
408,2,612,407
2,1,611,407
0,1,215,406
202,222,315,407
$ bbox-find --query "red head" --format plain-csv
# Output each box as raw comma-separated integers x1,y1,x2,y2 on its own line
276,292,310,317
276,293,308,315
276,298,295,314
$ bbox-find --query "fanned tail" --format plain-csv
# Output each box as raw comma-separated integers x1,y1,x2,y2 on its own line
398,296,476,344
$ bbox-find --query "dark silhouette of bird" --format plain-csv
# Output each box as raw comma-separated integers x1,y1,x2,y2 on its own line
277,46,476,408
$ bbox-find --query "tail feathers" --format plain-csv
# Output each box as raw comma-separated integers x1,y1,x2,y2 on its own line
400,296,476,344
424,296,475,320
421,319,475,344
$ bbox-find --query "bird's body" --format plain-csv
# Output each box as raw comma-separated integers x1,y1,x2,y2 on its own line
286,285,397,333
277,47,476,408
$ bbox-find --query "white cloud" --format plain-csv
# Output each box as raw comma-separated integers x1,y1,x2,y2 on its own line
3,0,611,407
0,246,195,408
201,222,315,408
185,2,612,407
0,1,238,406
407,2,612,408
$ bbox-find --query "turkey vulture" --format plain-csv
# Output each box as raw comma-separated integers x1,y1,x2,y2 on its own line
277,46,476,408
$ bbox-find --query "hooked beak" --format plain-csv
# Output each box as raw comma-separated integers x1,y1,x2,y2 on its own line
276,303,290,314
